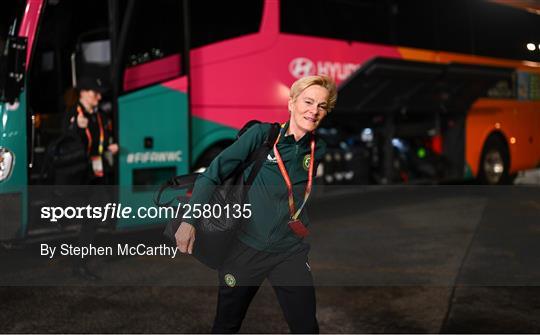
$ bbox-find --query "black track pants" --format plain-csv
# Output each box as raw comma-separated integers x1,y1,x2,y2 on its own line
211,242,319,334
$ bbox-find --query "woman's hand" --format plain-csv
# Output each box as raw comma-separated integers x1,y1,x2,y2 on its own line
108,143,119,155
76,113,88,128
175,222,196,254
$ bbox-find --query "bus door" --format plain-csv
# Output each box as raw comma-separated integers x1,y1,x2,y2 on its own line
115,0,190,229
0,0,29,241
23,0,112,237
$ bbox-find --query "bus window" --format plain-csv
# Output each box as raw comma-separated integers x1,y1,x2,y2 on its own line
28,0,109,117
74,29,111,91
123,0,183,67
81,39,110,65
1,0,31,100
122,0,184,91
435,0,473,55
1,1,25,48
471,1,540,62
390,0,437,50
189,0,264,48
280,0,392,45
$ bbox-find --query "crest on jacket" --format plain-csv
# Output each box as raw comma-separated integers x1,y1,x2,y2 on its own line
302,154,311,171
266,153,278,164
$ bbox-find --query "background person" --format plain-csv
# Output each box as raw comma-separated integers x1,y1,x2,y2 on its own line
65,76,119,179
64,76,118,280
175,75,337,333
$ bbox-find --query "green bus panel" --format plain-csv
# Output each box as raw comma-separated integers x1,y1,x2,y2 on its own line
0,92,28,240
117,84,189,229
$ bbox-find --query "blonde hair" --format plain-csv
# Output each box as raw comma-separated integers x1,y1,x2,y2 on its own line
289,75,337,112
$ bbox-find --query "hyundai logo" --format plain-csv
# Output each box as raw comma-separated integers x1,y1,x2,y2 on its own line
289,57,316,79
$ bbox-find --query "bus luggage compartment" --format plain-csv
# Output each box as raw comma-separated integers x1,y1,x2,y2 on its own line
320,57,514,184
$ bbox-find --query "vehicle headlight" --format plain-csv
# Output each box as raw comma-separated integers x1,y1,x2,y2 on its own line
316,162,324,177
0,148,15,182
361,128,373,142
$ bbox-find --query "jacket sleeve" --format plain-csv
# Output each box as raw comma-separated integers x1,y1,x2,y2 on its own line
63,106,87,148
63,106,78,133
184,123,269,225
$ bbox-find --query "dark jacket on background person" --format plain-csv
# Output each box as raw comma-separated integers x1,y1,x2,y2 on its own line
187,121,327,252
64,102,114,183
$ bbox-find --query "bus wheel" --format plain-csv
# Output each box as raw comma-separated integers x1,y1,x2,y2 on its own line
478,136,511,185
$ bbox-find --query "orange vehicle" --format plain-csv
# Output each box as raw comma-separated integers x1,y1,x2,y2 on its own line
318,0,540,185
410,50,540,184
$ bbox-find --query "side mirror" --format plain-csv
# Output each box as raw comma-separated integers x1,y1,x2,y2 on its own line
0,36,27,104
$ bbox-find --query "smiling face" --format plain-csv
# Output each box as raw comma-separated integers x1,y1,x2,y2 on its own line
288,84,329,135
79,89,102,110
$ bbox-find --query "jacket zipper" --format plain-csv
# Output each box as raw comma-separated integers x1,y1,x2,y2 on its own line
267,205,281,245
268,143,299,246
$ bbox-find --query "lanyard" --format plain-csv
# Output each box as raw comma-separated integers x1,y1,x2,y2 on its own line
273,124,316,221
77,106,105,155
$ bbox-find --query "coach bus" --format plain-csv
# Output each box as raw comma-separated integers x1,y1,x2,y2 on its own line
1,0,539,241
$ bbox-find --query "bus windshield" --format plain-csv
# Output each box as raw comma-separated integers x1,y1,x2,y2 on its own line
0,0,25,47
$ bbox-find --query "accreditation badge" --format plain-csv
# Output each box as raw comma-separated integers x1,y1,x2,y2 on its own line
288,219,309,237
91,155,104,177
224,274,236,287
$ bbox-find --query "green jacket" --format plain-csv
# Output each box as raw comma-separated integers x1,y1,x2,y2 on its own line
187,121,327,252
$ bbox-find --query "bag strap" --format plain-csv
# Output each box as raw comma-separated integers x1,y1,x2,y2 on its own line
153,122,280,206
243,122,280,186
154,173,199,207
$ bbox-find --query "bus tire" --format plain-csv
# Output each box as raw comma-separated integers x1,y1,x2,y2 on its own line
478,135,512,185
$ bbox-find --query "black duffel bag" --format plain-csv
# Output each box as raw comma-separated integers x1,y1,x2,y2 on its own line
41,132,89,185
157,122,280,269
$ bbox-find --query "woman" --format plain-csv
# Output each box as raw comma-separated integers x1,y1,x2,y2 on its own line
64,77,118,280
176,75,337,333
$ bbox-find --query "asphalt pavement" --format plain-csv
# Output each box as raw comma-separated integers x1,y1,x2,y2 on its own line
1,185,539,333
